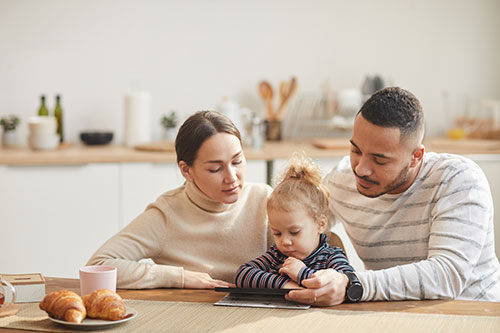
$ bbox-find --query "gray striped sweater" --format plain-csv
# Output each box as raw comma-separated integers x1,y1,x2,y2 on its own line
325,152,500,301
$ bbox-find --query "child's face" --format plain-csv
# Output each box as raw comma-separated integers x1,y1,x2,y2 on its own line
268,208,327,260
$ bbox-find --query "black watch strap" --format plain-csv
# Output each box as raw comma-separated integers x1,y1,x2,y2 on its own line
344,272,363,303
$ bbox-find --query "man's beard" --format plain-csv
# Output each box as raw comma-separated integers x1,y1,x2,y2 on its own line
354,164,410,198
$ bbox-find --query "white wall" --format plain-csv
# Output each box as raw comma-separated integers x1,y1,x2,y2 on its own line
1,0,499,143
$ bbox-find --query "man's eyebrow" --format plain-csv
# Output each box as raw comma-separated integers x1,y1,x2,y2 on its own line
204,151,242,164
349,140,391,159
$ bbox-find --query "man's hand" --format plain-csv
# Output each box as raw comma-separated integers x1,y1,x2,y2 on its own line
183,270,235,289
285,269,349,306
279,257,306,282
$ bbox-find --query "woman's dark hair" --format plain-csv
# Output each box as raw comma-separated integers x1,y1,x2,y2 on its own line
175,110,241,165
358,87,424,141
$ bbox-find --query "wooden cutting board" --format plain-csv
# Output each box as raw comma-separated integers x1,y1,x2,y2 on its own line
311,138,351,150
134,141,175,152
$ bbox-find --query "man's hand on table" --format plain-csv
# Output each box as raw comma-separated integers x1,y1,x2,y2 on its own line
184,270,235,289
285,269,349,306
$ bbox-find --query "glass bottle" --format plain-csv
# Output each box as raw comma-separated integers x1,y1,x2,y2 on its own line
38,95,49,116
54,95,64,142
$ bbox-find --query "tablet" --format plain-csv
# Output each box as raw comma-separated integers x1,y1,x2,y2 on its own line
214,287,309,309
214,287,297,295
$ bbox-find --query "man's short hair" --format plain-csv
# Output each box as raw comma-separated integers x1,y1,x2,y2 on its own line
358,87,425,142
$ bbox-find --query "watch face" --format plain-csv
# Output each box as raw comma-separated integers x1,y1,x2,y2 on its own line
347,284,363,302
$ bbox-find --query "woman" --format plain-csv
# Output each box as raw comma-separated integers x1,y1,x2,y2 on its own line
87,111,273,289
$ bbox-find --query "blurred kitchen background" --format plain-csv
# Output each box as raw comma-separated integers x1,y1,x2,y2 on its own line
2,0,500,277
1,0,499,144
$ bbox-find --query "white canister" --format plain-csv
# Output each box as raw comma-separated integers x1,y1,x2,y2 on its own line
124,92,152,147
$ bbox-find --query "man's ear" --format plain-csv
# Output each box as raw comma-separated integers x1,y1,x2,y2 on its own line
410,144,425,167
178,161,192,182
317,214,328,234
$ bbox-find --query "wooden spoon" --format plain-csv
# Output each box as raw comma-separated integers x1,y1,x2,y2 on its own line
277,77,297,120
258,81,275,120
279,81,288,107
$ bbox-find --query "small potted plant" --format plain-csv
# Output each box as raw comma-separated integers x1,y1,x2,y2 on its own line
161,111,178,142
0,115,21,148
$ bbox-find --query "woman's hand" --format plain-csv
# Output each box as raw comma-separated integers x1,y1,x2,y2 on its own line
285,269,349,306
183,270,235,289
279,257,305,282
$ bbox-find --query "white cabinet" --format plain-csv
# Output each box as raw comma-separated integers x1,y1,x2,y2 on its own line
0,160,269,279
0,164,120,278
119,160,267,229
120,163,184,229
472,157,500,260
0,155,497,279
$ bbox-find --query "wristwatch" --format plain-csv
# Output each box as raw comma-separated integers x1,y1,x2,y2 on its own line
344,272,363,303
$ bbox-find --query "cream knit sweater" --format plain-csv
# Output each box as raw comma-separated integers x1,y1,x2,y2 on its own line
87,181,273,289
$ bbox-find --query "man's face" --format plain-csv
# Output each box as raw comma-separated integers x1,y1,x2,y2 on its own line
349,114,420,198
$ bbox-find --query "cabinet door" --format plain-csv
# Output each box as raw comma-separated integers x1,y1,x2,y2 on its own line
0,164,120,278
474,158,500,260
120,163,184,229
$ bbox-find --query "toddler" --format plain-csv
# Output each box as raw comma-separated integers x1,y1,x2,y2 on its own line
235,155,354,289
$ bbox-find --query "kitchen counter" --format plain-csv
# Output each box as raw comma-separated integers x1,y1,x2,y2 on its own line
1,138,499,166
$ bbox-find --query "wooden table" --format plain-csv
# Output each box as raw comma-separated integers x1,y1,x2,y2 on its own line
1,277,499,332
44,277,499,316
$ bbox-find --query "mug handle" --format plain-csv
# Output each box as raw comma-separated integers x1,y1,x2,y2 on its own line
0,279,16,305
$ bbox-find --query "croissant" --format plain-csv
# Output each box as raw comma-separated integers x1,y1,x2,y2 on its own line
82,289,126,321
39,290,87,323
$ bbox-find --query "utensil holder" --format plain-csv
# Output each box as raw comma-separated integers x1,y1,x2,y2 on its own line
265,120,282,141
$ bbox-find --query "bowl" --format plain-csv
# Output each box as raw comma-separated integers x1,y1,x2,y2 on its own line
80,131,113,145
28,116,57,136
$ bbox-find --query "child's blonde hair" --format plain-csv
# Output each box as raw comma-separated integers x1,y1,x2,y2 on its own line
267,153,330,225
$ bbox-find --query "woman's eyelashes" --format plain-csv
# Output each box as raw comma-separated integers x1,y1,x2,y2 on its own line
208,159,242,173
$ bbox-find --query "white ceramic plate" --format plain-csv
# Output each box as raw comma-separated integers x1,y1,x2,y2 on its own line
48,306,137,329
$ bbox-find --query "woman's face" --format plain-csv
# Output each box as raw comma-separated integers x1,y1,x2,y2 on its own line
180,132,246,204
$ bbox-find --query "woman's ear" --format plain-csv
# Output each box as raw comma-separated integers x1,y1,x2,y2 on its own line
178,161,192,182
317,215,328,234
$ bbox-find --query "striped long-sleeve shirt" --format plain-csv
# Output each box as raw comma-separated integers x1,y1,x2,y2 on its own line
235,233,354,288
325,152,500,301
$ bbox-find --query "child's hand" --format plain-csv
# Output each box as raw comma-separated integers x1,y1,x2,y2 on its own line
279,257,305,282
283,280,302,289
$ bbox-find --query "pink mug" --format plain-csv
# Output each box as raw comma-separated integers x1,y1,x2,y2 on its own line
79,265,117,296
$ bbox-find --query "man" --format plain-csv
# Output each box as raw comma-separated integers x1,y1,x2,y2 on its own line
287,87,500,306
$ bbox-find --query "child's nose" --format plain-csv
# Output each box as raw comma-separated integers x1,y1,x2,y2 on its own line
282,236,292,246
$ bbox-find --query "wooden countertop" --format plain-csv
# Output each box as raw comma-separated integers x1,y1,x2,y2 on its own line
0,138,499,166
